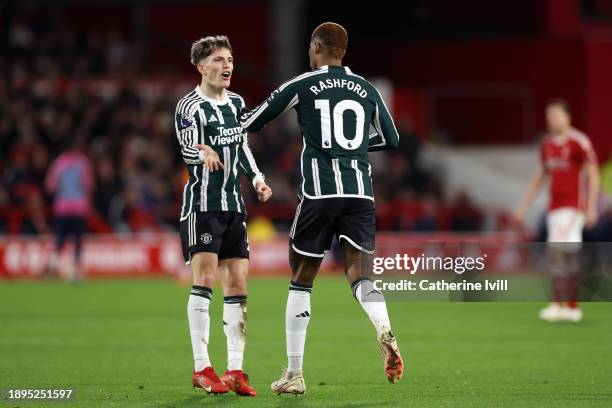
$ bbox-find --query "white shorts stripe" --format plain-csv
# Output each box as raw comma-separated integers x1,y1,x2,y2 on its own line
290,196,304,238
291,243,325,258
180,180,189,220
189,213,194,246
187,214,191,245
192,213,196,246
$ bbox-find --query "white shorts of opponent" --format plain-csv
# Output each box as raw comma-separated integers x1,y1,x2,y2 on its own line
546,207,584,251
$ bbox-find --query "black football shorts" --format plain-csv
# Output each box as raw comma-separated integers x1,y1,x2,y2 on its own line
289,196,375,257
180,211,249,264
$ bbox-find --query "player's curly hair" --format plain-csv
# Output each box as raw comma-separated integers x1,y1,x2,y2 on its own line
311,22,348,59
190,35,233,65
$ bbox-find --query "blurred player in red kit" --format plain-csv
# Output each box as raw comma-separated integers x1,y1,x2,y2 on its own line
515,99,600,322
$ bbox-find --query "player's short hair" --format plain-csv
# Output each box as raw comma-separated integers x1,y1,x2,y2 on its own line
190,35,233,65
311,22,348,59
546,98,571,115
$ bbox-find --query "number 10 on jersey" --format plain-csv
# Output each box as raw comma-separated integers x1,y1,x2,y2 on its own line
315,99,365,150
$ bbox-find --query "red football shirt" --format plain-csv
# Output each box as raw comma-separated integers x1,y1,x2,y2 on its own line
540,128,596,211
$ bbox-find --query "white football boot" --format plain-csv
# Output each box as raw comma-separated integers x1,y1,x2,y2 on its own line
563,307,583,322
539,303,565,322
271,369,305,395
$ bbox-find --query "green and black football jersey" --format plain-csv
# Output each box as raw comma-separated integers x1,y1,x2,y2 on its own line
240,65,398,201
175,87,263,220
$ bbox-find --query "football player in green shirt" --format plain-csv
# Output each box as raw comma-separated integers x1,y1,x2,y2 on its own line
241,22,403,394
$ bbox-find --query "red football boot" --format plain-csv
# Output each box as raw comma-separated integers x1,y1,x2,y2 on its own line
221,370,257,396
192,367,230,394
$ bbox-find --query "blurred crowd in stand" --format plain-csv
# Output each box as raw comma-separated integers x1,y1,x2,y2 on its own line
0,1,559,237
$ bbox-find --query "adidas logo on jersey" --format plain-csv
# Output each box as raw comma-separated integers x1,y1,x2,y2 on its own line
209,114,218,122
296,311,310,318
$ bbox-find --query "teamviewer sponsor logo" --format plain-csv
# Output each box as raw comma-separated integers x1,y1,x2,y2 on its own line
209,127,243,145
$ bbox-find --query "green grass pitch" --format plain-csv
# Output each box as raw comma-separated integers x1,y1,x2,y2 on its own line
1,277,612,407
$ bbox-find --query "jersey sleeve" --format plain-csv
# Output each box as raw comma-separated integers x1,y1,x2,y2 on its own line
368,127,386,151
574,136,597,164
175,103,204,165
239,79,300,132
367,87,399,151
238,132,265,188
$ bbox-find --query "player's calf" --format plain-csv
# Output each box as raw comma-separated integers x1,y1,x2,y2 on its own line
352,278,404,383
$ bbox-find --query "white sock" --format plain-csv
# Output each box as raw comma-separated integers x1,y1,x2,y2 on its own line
352,278,391,335
187,286,212,372
286,281,312,374
223,296,247,371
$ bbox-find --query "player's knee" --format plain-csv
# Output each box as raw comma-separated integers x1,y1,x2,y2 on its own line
289,248,320,285
341,241,372,277
291,274,315,287
192,264,217,286
193,275,215,287
224,278,247,296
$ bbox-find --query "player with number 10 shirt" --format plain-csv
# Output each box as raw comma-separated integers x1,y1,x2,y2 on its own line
241,60,398,201
240,22,402,395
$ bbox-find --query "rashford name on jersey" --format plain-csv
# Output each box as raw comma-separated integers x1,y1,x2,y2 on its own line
309,78,368,97
240,65,399,201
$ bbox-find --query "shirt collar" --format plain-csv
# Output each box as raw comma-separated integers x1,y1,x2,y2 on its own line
195,85,230,105
318,65,351,74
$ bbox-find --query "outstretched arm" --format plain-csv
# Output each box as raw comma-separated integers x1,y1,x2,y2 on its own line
239,80,299,132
